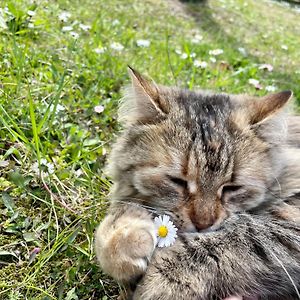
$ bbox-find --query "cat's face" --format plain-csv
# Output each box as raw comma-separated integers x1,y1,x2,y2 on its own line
109,68,292,232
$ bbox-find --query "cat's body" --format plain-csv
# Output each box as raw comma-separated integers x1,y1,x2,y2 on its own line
95,68,300,300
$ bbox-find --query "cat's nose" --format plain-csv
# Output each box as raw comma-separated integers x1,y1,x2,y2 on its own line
188,201,226,231
190,212,216,231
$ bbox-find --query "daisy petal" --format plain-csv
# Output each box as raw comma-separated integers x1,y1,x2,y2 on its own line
162,215,170,224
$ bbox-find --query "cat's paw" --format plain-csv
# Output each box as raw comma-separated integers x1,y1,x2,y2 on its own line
95,212,157,282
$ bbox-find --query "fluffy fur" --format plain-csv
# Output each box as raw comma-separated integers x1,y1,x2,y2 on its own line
95,67,300,300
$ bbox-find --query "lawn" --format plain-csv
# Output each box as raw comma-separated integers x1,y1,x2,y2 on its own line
0,0,299,299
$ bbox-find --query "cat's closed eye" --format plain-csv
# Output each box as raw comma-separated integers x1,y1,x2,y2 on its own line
167,175,188,189
219,184,245,203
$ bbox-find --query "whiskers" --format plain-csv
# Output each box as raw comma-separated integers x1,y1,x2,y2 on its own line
103,196,173,216
270,250,300,299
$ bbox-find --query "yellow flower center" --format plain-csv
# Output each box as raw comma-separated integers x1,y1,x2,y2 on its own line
158,225,168,238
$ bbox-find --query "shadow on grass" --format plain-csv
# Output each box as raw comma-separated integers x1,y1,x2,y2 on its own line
180,0,207,2
274,0,300,5
177,0,300,102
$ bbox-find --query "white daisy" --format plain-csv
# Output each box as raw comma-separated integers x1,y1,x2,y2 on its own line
94,105,104,113
258,64,273,72
180,53,188,59
94,47,106,54
209,49,223,56
70,31,79,39
31,159,55,176
175,49,182,55
265,85,277,92
194,60,207,69
27,10,36,17
79,24,91,31
49,103,65,113
191,34,203,44
112,19,120,26
74,168,83,177
248,78,262,90
58,11,71,22
40,158,47,165
110,42,124,51
154,215,178,248
136,39,150,48
31,162,39,175
238,47,247,56
46,162,55,174
62,25,73,32
0,10,8,29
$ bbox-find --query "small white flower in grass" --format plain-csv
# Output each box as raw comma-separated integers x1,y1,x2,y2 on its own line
112,19,120,26
27,10,36,16
47,162,55,174
259,64,273,72
265,85,277,92
40,158,47,165
59,11,71,22
28,23,34,28
70,31,79,39
281,45,288,51
248,78,259,86
191,34,203,44
154,215,178,248
249,78,262,90
31,159,55,176
94,47,106,54
94,105,104,113
136,39,150,48
209,57,217,63
56,104,65,112
0,10,8,29
110,42,124,51
209,49,223,56
75,168,83,177
238,47,247,56
62,25,73,32
31,162,39,175
180,53,188,59
49,103,65,113
175,49,182,55
190,52,196,58
79,24,91,31
194,60,207,69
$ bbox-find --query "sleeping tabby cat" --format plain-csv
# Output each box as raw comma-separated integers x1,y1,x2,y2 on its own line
95,67,300,300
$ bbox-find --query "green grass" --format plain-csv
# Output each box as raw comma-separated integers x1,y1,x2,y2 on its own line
0,0,299,299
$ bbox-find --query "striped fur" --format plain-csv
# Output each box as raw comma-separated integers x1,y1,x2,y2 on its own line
95,69,300,300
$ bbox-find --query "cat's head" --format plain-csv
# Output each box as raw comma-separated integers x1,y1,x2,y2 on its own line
108,67,292,232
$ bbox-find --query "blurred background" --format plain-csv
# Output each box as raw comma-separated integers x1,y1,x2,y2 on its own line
0,0,299,299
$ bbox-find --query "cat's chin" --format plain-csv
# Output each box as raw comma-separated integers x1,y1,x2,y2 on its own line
224,297,258,300
181,224,223,234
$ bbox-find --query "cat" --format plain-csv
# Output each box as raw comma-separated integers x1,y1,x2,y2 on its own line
95,67,300,300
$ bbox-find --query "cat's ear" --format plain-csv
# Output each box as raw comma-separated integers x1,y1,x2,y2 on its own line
120,67,169,124
249,90,293,125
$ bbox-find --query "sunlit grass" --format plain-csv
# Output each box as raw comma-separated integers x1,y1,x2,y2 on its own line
0,0,299,299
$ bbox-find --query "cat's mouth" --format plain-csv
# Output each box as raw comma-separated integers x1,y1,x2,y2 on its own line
180,210,231,234
224,296,258,300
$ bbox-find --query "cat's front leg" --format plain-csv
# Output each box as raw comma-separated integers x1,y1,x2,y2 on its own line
133,214,300,300
95,206,157,283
